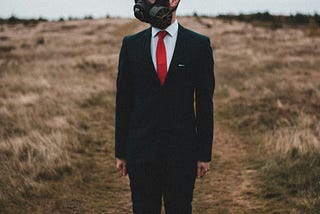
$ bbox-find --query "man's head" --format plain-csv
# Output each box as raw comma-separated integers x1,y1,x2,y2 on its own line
134,0,180,29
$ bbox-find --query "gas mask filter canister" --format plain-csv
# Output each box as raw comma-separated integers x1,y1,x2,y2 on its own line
134,0,177,29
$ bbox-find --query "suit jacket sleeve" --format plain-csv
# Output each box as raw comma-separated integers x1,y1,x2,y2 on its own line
195,37,215,162
115,36,133,159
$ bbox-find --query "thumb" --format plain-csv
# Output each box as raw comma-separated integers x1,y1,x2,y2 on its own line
116,161,123,170
197,166,201,178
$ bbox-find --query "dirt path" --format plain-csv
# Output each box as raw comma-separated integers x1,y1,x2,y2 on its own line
193,124,263,213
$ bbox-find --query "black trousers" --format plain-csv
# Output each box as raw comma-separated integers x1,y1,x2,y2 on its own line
127,160,197,214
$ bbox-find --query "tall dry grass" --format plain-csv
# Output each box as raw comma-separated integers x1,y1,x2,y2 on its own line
265,113,320,156
0,18,136,211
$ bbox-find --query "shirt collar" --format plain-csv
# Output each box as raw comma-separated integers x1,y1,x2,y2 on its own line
152,19,178,38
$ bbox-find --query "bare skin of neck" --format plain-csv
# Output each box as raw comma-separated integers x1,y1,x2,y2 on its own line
171,11,177,24
169,0,179,24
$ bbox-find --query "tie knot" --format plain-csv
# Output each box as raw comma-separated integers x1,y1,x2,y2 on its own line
157,31,167,40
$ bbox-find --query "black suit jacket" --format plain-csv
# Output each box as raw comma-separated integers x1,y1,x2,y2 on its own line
115,24,215,164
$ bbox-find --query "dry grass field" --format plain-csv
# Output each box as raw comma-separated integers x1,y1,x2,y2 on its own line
0,16,319,213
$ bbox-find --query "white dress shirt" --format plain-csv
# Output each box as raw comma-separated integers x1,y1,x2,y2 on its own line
151,19,179,72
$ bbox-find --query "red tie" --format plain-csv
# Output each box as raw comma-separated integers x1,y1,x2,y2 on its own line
156,31,167,86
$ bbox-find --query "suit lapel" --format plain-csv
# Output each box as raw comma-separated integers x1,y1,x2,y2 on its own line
142,27,162,86
141,24,186,88
164,24,185,87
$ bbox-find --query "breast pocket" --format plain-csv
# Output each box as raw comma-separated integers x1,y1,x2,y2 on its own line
173,65,195,88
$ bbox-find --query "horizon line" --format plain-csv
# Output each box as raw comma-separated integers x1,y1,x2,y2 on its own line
1,10,319,21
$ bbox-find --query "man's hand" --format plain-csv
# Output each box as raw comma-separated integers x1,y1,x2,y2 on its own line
116,158,127,176
197,161,210,178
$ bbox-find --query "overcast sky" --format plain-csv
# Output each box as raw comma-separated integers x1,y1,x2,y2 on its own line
1,0,320,20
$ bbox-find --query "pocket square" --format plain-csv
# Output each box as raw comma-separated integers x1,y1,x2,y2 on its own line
178,64,185,67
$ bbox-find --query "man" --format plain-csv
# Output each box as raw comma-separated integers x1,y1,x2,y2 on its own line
115,0,215,213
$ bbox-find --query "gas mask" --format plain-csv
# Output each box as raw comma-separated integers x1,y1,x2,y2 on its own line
134,0,177,29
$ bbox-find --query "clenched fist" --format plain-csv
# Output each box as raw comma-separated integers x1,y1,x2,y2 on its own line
197,161,210,178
